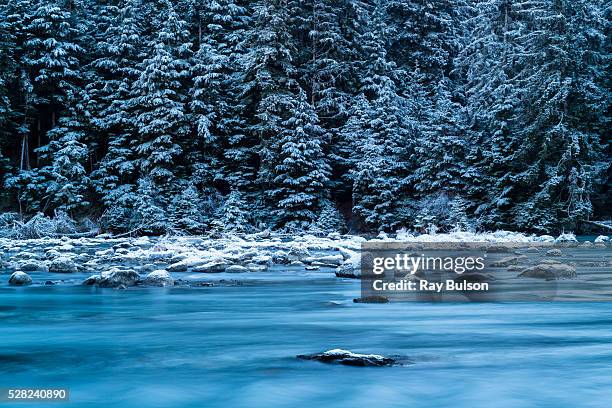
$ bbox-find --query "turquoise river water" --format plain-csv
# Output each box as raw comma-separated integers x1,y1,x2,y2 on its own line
1,246,612,407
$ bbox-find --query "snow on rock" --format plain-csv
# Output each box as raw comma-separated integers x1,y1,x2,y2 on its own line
192,261,228,273
594,235,609,243
303,254,344,266
19,260,48,272
13,251,42,260
555,233,578,244
45,249,62,259
144,270,174,286
297,349,396,366
97,268,140,288
9,271,33,286
48,257,78,273
225,265,248,273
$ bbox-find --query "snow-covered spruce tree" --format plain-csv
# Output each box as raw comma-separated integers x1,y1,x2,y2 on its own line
506,0,609,232
21,0,83,129
239,0,300,224
130,0,192,197
342,2,413,231
189,0,250,189
314,198,347,233
454,0,524,229
410,78,472,229
132,177,170,235
211,190,252,233
0,9,16,134
169,183,207,233
29,96,91,215
294,0,354,122
89,0,145,228
5,0,84,215
267,89,331,230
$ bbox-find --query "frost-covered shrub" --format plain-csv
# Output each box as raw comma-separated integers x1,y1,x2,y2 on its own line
0,211,85,239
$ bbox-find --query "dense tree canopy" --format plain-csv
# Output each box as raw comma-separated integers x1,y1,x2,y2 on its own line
0,0,609,234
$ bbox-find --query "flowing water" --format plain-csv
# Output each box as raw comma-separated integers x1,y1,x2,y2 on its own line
1,245,612,408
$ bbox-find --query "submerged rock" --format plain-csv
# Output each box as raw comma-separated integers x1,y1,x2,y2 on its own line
546,249,562,257
8,271,32,286
48,257,78,273
491,255,527,267
353,295,389,304
297,349,396,367
144,270,174,287
518,263,576,280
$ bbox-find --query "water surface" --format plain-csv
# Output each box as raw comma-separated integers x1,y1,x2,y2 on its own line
1,253,612,407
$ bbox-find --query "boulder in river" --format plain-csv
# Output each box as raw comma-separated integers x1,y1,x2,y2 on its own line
303,254,344,266
144,270,174,287
297,349,396,367
14,251,42,260
82,275,100,285
192,261,227,273
97,268,141,288
8,271,32,286
19,260,47,272
546,249,562,257
45,249,62,259
225,265,248,273
555,233,578,244
594,235,609,244
518,263,576,280
48,257,78,273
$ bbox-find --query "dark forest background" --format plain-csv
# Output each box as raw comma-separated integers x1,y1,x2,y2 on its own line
0,0,610,234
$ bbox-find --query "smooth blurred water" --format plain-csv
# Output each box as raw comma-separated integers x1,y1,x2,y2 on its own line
2,264,612,407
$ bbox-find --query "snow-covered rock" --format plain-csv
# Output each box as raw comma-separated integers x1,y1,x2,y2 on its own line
97,268,140,288
82,275,100,285
144,270,174,287
297,349,396,367
192,261,227,273
594,235,609,243
555,233,578,244
94,248,114,257
13,251,41,260
48,257,78,273
225,265,248,273
303,254,344,266
45,249,62,259
9,271,32,286
19,260,47,272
